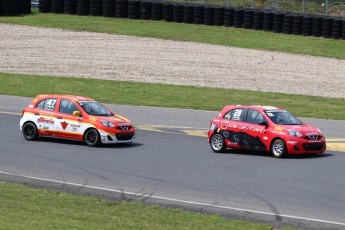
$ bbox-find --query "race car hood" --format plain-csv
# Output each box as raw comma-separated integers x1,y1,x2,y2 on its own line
278,124,322,136
88,114,131,125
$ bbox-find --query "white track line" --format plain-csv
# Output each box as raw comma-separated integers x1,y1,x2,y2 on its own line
0,170,344,227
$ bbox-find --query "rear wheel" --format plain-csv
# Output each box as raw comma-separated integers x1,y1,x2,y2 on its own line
22,122,38,141
210,134,226,153
271,139,287,158
84,129,100,147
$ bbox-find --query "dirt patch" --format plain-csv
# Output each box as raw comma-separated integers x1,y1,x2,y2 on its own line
1,23,344,98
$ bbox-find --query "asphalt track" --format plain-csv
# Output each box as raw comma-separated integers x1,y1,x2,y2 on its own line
1,95,345,229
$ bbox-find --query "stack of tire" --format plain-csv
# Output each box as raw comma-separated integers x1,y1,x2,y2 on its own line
0,0,31,16
64,0,77,15
204,6,214,26
312,16,323,37
273,12,283,33
90,0,102,16
140,1,151,20
173,4,183,23
77,0,89,16
214,7,224,26
103,0,115,17
302,15,313,36
128,0,140,19
162,3,173,22
224,7,234,27
233,8,244,28
151,2,163,20
51,0,64,14
116,0,127,18
39,0,51,13
253,10,263,30
332,18,343,39
263,11,274,31
193,5,204,24
283,14,293,34
243,9,253,29
292,14,303,35
183,4,193,23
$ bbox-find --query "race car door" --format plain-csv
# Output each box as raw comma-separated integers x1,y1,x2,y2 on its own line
242,109,267,150
220,108,247,148
35,97,59,137
54,99,84,140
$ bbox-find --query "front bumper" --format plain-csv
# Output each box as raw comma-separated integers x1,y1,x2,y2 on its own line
286,138,326,154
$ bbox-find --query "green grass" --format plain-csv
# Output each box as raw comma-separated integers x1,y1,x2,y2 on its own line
1,10,345,59
1,72,344,120
1,181,292,230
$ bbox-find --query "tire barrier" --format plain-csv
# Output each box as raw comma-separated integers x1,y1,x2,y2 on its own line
183,4,194,24
173,4,183,23
151,2,163,21
33,1,345,41
90,0,102,16
263,11,274,31
214,7,224,26
302,15,313,36
51,0,64,14
273,12,284,33
312,16,323,37
193,5,204,24
322,17,333,38
253,10,263,30
102,0,115,17
292,14,303,35
1,0,30,16
204,6,214,26
77,0,90,16
163,3,173,22
128,0,140,19
224,7,234,27
233,8,244,28
64,0,77,15
243,9,253,29
140,1,151,20
283,14,293,34
332,18,342,39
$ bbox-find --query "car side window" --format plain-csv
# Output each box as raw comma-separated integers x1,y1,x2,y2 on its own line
224,108,246,122
247,109,266,124
42,98,57,111
60,99,79,115
36,100,45,109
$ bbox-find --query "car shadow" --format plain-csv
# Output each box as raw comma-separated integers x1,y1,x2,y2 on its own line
217,149,333,159
36,137,143,148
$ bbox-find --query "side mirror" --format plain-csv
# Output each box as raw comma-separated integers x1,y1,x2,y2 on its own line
259,121,268,127
73,111,81,116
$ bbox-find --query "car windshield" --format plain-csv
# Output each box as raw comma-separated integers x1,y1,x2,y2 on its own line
78,101,112,116
264,110,302,125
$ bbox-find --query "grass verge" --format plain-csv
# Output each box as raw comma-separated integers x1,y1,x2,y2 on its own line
0,10,344,59
1,72,344,120
1,181,290,230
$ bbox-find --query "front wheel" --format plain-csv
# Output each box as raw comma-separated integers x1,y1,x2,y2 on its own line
22,122,38,141
271,139,287,158
84,129,100,147
210,134,226,153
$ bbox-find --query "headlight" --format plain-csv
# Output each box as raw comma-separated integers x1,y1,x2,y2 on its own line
317,128,323,135
288,129,302,137
102,120,115,128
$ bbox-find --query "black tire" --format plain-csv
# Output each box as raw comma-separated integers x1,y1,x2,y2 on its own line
210,134,226,153
271,139,287,158
84,128,101,147
22,122,38,141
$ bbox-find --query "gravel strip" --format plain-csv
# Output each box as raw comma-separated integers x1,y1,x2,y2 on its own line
1,23,344,98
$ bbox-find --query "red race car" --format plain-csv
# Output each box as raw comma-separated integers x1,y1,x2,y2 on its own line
20,95,135,146
208,105,326,158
